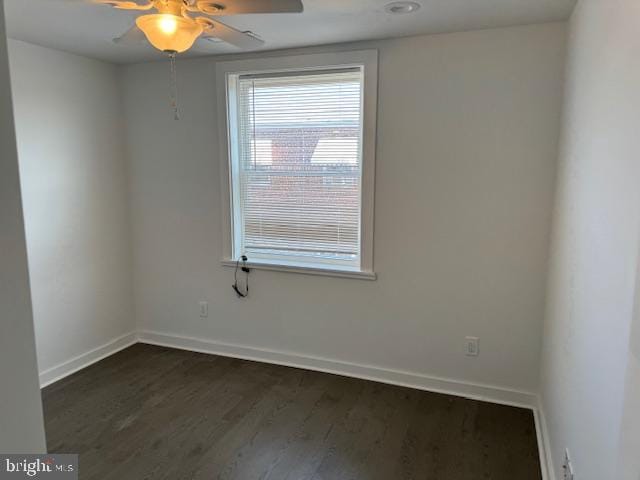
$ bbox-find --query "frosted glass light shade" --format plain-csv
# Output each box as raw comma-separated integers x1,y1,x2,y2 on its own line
136,14,203,53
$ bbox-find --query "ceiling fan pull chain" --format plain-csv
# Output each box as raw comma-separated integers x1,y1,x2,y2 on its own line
168,51,180,120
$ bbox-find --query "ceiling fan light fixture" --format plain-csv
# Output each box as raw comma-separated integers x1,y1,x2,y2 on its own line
135,14,203,53
158,15,178,34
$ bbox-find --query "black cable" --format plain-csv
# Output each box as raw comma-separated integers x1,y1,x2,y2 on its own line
233,255,250,298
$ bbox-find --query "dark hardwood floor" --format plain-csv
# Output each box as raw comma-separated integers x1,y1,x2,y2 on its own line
42,344,541,480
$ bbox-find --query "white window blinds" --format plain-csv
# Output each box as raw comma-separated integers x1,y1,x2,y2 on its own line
229,68,364,270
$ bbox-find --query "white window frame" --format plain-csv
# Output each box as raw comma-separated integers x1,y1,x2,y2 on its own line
216,50,378,280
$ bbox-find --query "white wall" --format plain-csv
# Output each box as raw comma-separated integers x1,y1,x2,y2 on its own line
7,40,135,379
617,270,640,480
0,0,46,453
539,0,640,479
122,22,565,395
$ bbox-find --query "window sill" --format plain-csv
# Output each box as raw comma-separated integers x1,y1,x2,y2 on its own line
221,259,377,281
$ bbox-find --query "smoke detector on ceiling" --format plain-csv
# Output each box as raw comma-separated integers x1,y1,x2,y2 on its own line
384,1,421,14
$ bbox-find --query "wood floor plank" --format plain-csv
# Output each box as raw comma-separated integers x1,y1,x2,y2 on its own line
42,344,542,480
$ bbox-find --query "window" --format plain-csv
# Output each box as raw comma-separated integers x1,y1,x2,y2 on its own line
217,51,377,279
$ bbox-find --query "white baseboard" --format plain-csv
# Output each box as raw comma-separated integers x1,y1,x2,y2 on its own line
39,332,138,388
137,330,538,410
534,399,556,480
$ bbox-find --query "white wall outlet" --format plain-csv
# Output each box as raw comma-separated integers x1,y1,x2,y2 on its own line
465,336,479,356
199,301,208,318
563,449,575,480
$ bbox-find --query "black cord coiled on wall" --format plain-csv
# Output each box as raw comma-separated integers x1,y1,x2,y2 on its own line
233,255,250,298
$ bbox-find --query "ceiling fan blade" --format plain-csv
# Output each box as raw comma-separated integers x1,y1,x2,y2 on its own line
113,24,147,45
192,37,223,53
196,0,303,15
203,20,265,49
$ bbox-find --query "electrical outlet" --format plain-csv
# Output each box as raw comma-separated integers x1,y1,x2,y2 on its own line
199,301,208,318
563,449,575,480
465,336,479,356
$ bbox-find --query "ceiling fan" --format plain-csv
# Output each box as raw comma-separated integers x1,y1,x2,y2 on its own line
97,0,304,54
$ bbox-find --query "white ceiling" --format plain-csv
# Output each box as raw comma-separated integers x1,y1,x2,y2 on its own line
4,0,576,64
